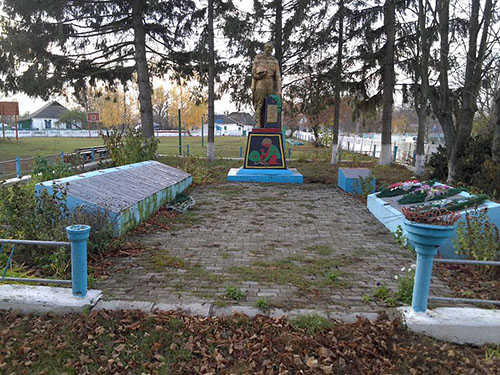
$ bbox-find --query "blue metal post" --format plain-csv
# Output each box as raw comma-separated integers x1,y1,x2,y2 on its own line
372,144,377,157
66,225,91,298
60,151,65,162
413,150,417,166
91,147,95,162
393,145,398,161
240,146,243,158
288,147,292,159
15,156,21,178
412,244,438,312
186,144,190,156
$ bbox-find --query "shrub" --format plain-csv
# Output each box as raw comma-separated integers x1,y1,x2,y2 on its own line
102,128,159,166
0,182,114,277
32,155,76,182
425,136,498,199
454,208,500,264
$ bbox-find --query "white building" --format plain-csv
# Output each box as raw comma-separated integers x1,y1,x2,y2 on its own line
18,101,71,130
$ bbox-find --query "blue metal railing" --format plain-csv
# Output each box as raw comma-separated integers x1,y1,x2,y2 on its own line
0,225,91,298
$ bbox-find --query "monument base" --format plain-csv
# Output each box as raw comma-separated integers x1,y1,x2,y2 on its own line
227,167,303,184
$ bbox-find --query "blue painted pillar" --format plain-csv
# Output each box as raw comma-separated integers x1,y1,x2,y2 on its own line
372,144,377,157
66,225,91,298
91,147,95,161
240,146,243,158
186,144,190,156
15,156,21,178
413,150,417,166
60,151,65,162
412,244,438,312
393,145,398,161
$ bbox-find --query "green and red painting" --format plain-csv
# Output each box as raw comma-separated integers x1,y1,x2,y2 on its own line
244,129,286,169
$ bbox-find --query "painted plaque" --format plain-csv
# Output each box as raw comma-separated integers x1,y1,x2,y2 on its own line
263,96,281,128
244,130,286,169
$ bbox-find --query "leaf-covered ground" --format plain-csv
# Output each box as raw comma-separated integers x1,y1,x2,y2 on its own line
0,311,497,375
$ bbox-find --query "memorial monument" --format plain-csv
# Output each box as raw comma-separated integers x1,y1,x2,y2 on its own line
227,42,303,183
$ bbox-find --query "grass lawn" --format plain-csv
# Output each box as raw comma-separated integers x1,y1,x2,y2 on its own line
0,310,497,374
0,137,104,161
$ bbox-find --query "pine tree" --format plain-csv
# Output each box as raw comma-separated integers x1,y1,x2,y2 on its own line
0,0,196,138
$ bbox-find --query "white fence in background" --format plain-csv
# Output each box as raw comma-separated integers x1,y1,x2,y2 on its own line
2,129,189,138
339,136,440,164
294,130,441,164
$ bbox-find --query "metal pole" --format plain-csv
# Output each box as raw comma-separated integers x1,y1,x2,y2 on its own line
15,114,18,140
201,115,204,148
186,144,190,156
393,145,398,161
412,244,437,313
66,225,90,298
60,151,65,163
240,146,243,158
178,108,182,156
2,114,4,139
91,147,95,162
15,156,21,178
373,144,377,158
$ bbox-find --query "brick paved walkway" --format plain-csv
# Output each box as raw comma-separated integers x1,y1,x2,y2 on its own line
96,183,450,316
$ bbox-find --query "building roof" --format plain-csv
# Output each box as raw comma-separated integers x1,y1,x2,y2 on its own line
21,101,69,121
228,112,256,126
214,114,237,125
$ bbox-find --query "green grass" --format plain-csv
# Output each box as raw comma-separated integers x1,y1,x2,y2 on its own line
229,255,353,289
291,315,333,334
0,137,104,161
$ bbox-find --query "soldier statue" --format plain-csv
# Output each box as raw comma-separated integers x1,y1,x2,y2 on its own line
251,42,282,128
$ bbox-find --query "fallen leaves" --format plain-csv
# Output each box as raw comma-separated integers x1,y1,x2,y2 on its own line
0,310,497,375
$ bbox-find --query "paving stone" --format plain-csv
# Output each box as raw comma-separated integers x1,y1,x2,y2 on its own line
96,183,455,317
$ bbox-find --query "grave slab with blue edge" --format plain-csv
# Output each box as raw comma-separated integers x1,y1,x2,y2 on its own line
35,160,192,236
338,168,376,194
367,188,500,259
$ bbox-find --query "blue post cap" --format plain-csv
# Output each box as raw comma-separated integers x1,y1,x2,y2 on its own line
66,225,91,242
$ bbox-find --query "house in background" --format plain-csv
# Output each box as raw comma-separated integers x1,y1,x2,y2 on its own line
209,112,255,136
18,101,72,130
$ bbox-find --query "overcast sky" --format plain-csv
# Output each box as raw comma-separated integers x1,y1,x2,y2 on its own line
0,0,254,117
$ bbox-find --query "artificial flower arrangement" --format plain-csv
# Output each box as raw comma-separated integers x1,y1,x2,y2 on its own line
376,179,423,198
397,183,465,204
401,205,461,226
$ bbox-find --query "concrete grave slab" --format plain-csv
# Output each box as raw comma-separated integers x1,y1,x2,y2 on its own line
36,161,192,236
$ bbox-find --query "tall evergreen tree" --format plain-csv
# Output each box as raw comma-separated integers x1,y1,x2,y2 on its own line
0,0,195,138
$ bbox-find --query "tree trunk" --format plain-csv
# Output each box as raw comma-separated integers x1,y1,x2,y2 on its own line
131,0,154,139
492,90,500,163
207,0,215,161
379,0,395,165
274,0,283,74
331,0,343,165
448,0,493,182
414,105,426,176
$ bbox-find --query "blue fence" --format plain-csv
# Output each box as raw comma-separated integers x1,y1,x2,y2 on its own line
0,225,91,298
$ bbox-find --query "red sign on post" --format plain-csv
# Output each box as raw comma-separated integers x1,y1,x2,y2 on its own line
0,102,19,116
87,112,100,122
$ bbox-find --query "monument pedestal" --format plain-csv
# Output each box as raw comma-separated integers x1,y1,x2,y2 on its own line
227,95,303,184
227,167,303,183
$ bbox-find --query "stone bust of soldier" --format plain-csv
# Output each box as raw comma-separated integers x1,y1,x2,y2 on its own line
251,42,282,128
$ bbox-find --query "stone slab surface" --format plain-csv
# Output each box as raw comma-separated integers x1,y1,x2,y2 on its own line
399,306,500,345
97,183,452,317
37,161,191,213
0,285,102,314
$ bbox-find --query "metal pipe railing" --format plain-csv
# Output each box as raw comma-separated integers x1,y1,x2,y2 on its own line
0,224,91,298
